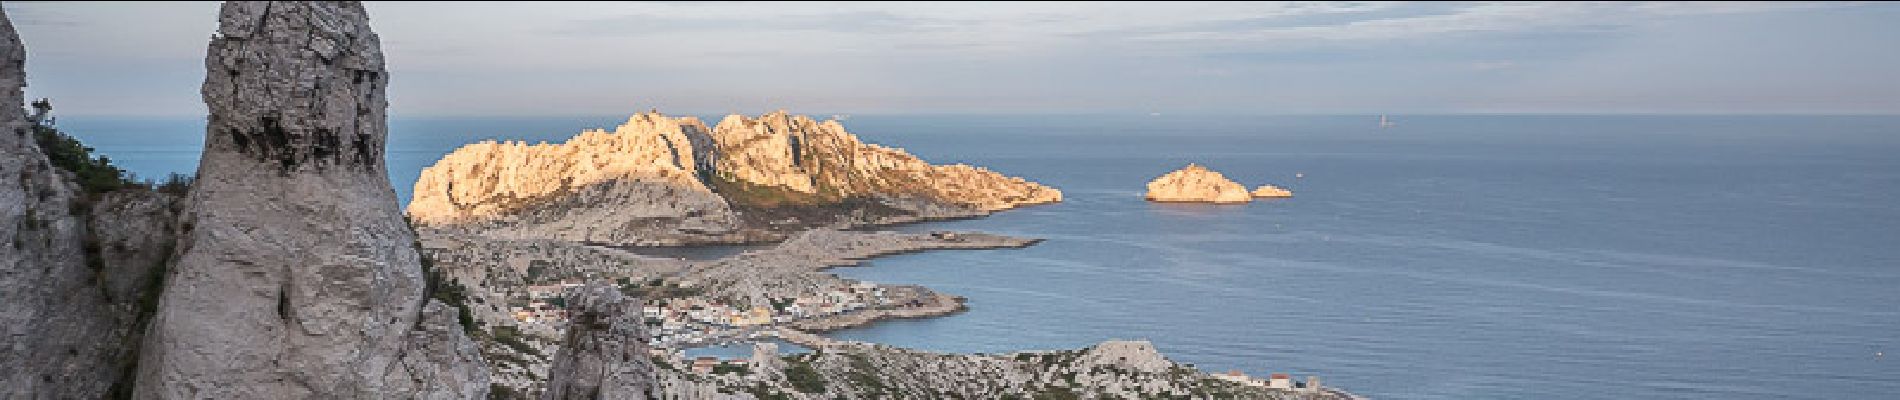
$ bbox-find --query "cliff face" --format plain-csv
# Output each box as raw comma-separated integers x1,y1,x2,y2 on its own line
408,111,1059,245
1146,164,1252,203
0,9,181,399
134,2,486,398
408,113,740,245
707,111,1061,212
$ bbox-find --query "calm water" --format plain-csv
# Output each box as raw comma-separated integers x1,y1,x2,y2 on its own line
59,115,1900,399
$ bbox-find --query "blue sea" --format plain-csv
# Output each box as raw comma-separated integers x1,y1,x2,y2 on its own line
58,115,1900,399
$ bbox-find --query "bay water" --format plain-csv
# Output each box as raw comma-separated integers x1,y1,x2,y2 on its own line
57,114,1900,399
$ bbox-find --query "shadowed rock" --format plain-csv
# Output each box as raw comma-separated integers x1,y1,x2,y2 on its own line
0,8,181,399
133,2,485,398
541,284,656,400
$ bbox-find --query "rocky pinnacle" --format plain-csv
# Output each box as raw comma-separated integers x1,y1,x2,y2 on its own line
134,2,486,398
541,285,657,400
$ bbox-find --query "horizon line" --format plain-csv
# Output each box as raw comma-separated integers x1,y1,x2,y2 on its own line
44,111,1900,119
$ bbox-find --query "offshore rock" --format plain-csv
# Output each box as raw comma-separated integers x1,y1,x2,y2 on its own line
0,8,181,399
1252,184,1294,198
1146,163,1252,203
133,2,486,398
541,284,656,400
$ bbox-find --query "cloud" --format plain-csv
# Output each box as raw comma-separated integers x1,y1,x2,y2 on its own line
5,1,1894,116
553,10,973,36
1127,2,1860,43
1469,60,1515,71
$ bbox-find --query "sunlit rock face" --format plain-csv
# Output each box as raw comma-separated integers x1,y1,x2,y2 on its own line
706,111,1061,212
1252,184,1294,198
1146,163,1252,203
406,112,739,245
408,110,1061,245
134,2,486,398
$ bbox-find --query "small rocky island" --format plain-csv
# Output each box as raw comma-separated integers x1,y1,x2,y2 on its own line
1146,163,1254,203
1253,184,1295,198
1146,163,1297,203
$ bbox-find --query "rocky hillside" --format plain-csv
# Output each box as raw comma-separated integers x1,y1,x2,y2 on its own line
407,111,1061,245
132,3,487,398
655,340,1333,400
0,8,184,399
408,112,742,245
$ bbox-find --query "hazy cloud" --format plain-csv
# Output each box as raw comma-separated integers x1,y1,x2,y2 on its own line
3,1,1894,116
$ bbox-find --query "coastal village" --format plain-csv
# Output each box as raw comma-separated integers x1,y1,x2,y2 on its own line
498,270,1340,398
506,277,913,348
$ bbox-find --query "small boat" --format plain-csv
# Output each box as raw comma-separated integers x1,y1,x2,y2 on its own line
1379,114,1396,128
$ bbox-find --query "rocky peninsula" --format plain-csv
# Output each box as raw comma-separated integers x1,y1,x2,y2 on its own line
1147,163,1254,203
406,110,1061,246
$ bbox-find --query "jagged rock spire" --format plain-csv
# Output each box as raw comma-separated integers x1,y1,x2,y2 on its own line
134,2,486,398
541,285,656,400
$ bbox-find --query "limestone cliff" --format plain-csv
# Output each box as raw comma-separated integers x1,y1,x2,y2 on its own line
705,111,1060,212
1146,164,1252,203
408,112,741,245
408,111,1060,245
133,2,486,398
540,285,657,400
0,8,182,399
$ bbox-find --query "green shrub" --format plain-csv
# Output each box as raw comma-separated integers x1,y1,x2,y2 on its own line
31,124,132,195
784,359,826,394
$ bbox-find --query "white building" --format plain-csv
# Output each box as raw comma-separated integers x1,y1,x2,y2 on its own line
1268,373,1292,389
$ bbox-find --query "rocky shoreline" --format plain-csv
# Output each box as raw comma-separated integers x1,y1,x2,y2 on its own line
654,335,1348,400
420,227,1056,395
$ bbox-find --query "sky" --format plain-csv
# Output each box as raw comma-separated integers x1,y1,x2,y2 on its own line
5,1,1898,116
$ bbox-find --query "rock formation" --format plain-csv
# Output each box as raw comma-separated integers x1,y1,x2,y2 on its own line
541,285,656,400
407,110,1060,245
1252,184,1293,198
1146,164,1252,203
0,8,182,399
133,2,486,398
407,113,741,245
705,111,1060,212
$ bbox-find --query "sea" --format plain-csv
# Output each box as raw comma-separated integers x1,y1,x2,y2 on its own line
56,114,1900,399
